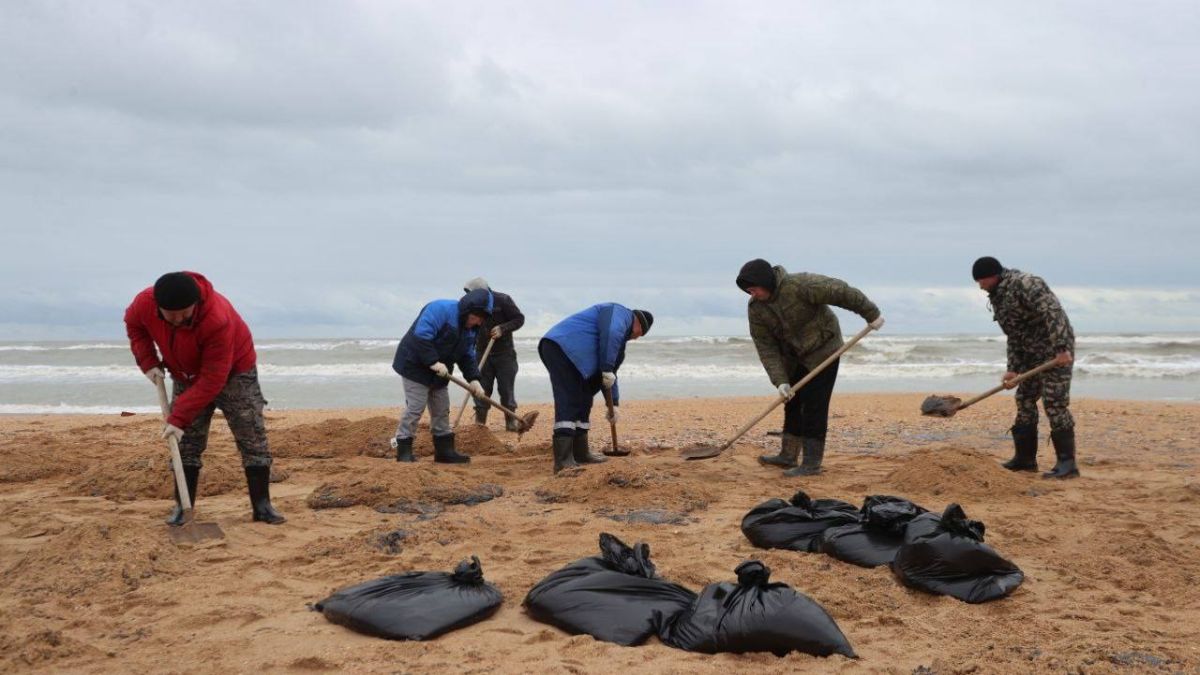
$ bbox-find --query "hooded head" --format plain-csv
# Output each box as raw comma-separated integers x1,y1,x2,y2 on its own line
736,259,777,297
458,288,493,327
463,277,489,293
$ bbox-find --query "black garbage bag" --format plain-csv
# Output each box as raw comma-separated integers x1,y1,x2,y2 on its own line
658,560,856,658
741,490,860,552
891,503,1024,603
523,532,697,646
315,556,502,640
820,495,928,568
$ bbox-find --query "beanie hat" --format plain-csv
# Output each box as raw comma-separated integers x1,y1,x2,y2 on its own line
154,272,200,310
972,256,1004,280
463,277,489,292
736,259,777,293
632,309,654,335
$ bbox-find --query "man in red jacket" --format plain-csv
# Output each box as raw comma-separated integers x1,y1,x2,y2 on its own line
125,271,285,525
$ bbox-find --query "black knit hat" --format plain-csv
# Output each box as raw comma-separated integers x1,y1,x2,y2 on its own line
632,309,654,335
736,258,777,293
972,256,1004,280
154,272,200,310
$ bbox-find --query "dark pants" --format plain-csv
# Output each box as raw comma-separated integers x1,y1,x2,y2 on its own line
782,359,840,440
474,351,519,421
539,338,601,437
172,367,272,469
1014,360,1075,432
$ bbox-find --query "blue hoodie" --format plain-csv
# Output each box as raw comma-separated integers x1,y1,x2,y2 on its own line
392,289,493,388
543,303,635,402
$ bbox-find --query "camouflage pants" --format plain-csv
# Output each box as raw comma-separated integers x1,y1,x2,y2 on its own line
171,367,272,469
1013,361,1075,432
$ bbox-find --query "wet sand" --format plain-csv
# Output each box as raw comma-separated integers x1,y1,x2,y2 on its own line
2,393,1198,673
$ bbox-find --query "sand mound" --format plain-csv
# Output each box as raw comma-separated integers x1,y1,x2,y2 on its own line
531,465,716,514
306,464,504,512
66,453,245,501
0,629,105,671
272,417,512,459
884,445,1034,498
0,439,70,483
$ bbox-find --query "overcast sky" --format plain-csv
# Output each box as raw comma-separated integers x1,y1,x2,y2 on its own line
2,1,1197,339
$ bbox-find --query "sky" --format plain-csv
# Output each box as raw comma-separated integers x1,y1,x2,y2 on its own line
2,1,1198,340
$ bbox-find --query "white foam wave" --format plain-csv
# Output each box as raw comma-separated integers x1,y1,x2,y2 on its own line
0,404,159,415
256,339,395,351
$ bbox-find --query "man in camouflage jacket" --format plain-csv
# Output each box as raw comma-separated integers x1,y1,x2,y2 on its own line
737,258,885,477
973,256,1079,479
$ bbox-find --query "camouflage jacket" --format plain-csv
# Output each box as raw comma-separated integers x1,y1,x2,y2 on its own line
989,268,1074,371
748,266,881,385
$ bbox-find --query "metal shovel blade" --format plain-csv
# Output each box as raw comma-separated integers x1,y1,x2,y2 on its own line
680,444,724,460
166,510,226,546
603,447,631,457
517,410,539,433
921,395,963,417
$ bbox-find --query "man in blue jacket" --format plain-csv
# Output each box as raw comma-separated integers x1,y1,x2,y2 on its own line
391,289,491,463
539,304,654,473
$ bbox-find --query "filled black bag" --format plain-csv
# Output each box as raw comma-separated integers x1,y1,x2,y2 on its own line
315,556,502,640
658,560,856,658
523,533,697,646
820,495,928,568
891,503,1024,603
741,490,860,552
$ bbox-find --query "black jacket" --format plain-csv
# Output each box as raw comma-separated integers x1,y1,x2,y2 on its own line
474,290,525,357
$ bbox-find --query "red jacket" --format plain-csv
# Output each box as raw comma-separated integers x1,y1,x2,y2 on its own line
125,272,257,429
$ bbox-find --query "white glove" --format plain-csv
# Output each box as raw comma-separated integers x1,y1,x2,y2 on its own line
145,367,165,386
429,362,449,377
489,326,503,339
161,423,184,443
778,383,795,400
601,371,616,389
468,379,485,398
869,316,885,330
607,406,619,423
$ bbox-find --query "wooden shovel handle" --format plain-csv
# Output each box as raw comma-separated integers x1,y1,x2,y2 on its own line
443,372,521,419
602,387,619,452
955,358,1061,411
453,337,496,429
156,377,193,511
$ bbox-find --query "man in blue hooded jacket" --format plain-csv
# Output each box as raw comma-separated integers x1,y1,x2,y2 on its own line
390,288,492,463
539,304,654,473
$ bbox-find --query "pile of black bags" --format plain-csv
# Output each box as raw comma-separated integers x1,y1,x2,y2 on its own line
314,556,503,640
740,490,860,552
820,495,929,568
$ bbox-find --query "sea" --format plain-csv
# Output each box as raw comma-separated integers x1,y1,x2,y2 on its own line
1,334,1197,414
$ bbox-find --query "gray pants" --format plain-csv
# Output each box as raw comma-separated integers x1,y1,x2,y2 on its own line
394,377,451,440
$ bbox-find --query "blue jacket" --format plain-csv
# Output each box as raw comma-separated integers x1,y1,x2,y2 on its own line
543,303,634,402
392,289,492,388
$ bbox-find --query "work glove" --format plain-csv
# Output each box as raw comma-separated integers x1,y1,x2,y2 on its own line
161,423,184,443
429,362,449,377
601,371,616,389
778,383,795,400
145,366,165,387
869,316,886,330
490,326,504,339
607,406,619,423
468,379,485,398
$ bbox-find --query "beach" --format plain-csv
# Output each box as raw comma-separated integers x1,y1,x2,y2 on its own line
2,393,1198,673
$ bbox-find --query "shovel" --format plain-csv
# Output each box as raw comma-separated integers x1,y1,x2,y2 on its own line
601,387,629,457
921,358,1059,417
441,373,539,441
155,378,225,545
452,337,496,430
682,323,877,460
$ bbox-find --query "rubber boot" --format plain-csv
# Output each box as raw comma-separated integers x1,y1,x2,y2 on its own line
1043,427,1080,479
166,465,201,526
244,466,286,524
553,435,580,474
784,437,825,477
572,430,607,464
391,436,415,463
473,408,488,426
433,433,470,464
759,433,801,468
1003,423,1039,472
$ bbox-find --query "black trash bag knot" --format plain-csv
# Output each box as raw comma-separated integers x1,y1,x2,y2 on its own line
788,490,813,510
939,504,985,541
734,560,771,587
452,555,486,585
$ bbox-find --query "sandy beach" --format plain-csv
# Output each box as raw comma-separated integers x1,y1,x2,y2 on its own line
2,393,1198,674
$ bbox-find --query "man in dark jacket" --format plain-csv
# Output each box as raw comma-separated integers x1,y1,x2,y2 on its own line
390,289,491,464
737,259,885,477
463,277,526,431
973,256,1079,479
539,304,654,473
125,271,285,525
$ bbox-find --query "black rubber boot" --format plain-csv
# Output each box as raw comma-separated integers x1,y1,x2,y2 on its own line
784,437,825,477
553,435,580,473
759,433,801,468
473,408,488,426
572,430,607,464
1003,423,1039,472
1043,427,1080,479
392,436,415,463
244,466,286,524
166,465,201,526
433,433,470,464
